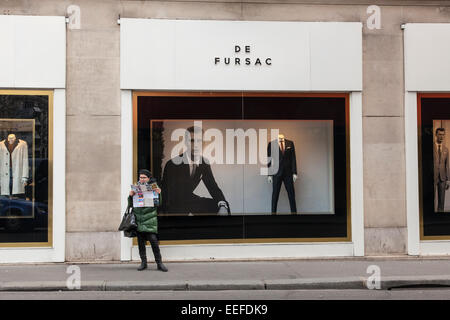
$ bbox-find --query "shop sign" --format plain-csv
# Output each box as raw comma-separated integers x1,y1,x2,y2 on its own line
214,45,272,66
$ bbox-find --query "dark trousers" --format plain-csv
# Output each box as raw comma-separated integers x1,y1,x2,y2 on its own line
137,232,162,263
437,181,447,211
188,195,220,213
272,174,297,213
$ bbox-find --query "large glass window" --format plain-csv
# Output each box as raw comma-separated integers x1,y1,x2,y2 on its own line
134,92,349,243
418,93,450,239
0,91,52,246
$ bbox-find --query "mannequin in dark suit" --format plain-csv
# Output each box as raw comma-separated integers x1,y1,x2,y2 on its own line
161,126,229,215
267,134,298,214
434,127,450,212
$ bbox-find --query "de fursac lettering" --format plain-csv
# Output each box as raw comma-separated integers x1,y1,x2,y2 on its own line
214,45,272,66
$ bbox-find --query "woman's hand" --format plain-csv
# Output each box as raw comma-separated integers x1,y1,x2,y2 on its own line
129,191,135,197
154,188,161,194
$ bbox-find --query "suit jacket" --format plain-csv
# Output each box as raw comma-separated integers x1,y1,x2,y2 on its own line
434,143,449,183
161,154,226,213
267,139,297,177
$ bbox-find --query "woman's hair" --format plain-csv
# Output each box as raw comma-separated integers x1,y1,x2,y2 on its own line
138,169,152,178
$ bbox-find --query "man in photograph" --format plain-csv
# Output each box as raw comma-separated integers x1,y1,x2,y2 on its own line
161,126,230,215
434,127,450,212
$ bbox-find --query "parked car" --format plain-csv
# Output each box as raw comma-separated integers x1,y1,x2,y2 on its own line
0,197,48,232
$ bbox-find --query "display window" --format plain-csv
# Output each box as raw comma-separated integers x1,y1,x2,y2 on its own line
133,92,350,244
0,90,52,247
418,93,450,240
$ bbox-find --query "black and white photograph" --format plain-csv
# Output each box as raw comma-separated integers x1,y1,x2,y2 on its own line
433,120,450,213
153,120,335,216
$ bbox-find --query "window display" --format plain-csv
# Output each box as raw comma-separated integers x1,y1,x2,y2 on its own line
154,120,334,216
0,123,31,198
432,122,450,212
419,94,450,239
135,93,349,243
0,91,51,246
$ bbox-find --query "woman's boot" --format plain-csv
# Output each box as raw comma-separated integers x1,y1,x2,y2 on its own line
157,261,168,272
137,259,147,271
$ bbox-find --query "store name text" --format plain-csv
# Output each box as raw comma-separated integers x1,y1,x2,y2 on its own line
214,45,272,66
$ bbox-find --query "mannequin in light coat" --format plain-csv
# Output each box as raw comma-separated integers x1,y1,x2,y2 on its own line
0,134,29,196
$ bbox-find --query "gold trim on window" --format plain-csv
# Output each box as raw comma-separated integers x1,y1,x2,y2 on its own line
132,91,351,245
418,93,450,241
0,89,53,248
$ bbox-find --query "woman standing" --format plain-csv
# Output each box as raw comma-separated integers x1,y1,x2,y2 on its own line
128,169,168,272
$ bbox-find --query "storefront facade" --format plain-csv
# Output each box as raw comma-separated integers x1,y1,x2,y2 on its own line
404,23,450,255
120,19,364,260
1,0,450,262
0,15,66,262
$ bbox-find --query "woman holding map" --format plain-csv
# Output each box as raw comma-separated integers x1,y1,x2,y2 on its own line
128,169,168,272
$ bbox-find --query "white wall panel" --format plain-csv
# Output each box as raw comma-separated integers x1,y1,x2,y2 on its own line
310,23,362,91
0,16,14,87
120,90,133,261
132,242,354,261
0,15,65,89
405,24,450,92
120,19,176,90
120,19,362,92
404,92,420,255
350,92,364,256
14,16,66,88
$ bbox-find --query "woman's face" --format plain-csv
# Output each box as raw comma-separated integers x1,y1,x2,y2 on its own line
139,174,150,184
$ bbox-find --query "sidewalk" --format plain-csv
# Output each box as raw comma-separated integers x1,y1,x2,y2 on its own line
1,257,450,291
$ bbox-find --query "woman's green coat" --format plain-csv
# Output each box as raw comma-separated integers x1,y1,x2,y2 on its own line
128,194,159,234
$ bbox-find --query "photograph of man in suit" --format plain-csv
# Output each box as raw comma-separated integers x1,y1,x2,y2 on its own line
161,126,230,215
434,127,450,212
267,134,298,214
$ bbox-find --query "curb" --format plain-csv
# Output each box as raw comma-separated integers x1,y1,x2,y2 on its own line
264,277,366,290
1,276,450,292
379,276,450,290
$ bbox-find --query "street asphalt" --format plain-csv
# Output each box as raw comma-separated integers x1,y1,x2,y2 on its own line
1,256,450,292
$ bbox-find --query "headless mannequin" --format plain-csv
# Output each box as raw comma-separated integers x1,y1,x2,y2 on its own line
267,134,297,184
267,133,298,214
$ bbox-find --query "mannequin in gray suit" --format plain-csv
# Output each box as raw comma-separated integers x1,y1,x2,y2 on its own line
434,127,450,212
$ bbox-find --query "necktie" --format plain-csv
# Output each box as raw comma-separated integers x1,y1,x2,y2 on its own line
439,145,442,163
191,163,197,177
281,141,285,154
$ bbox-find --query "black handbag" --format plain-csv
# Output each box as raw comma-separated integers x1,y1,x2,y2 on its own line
124,229,137,238
118,206,138,237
